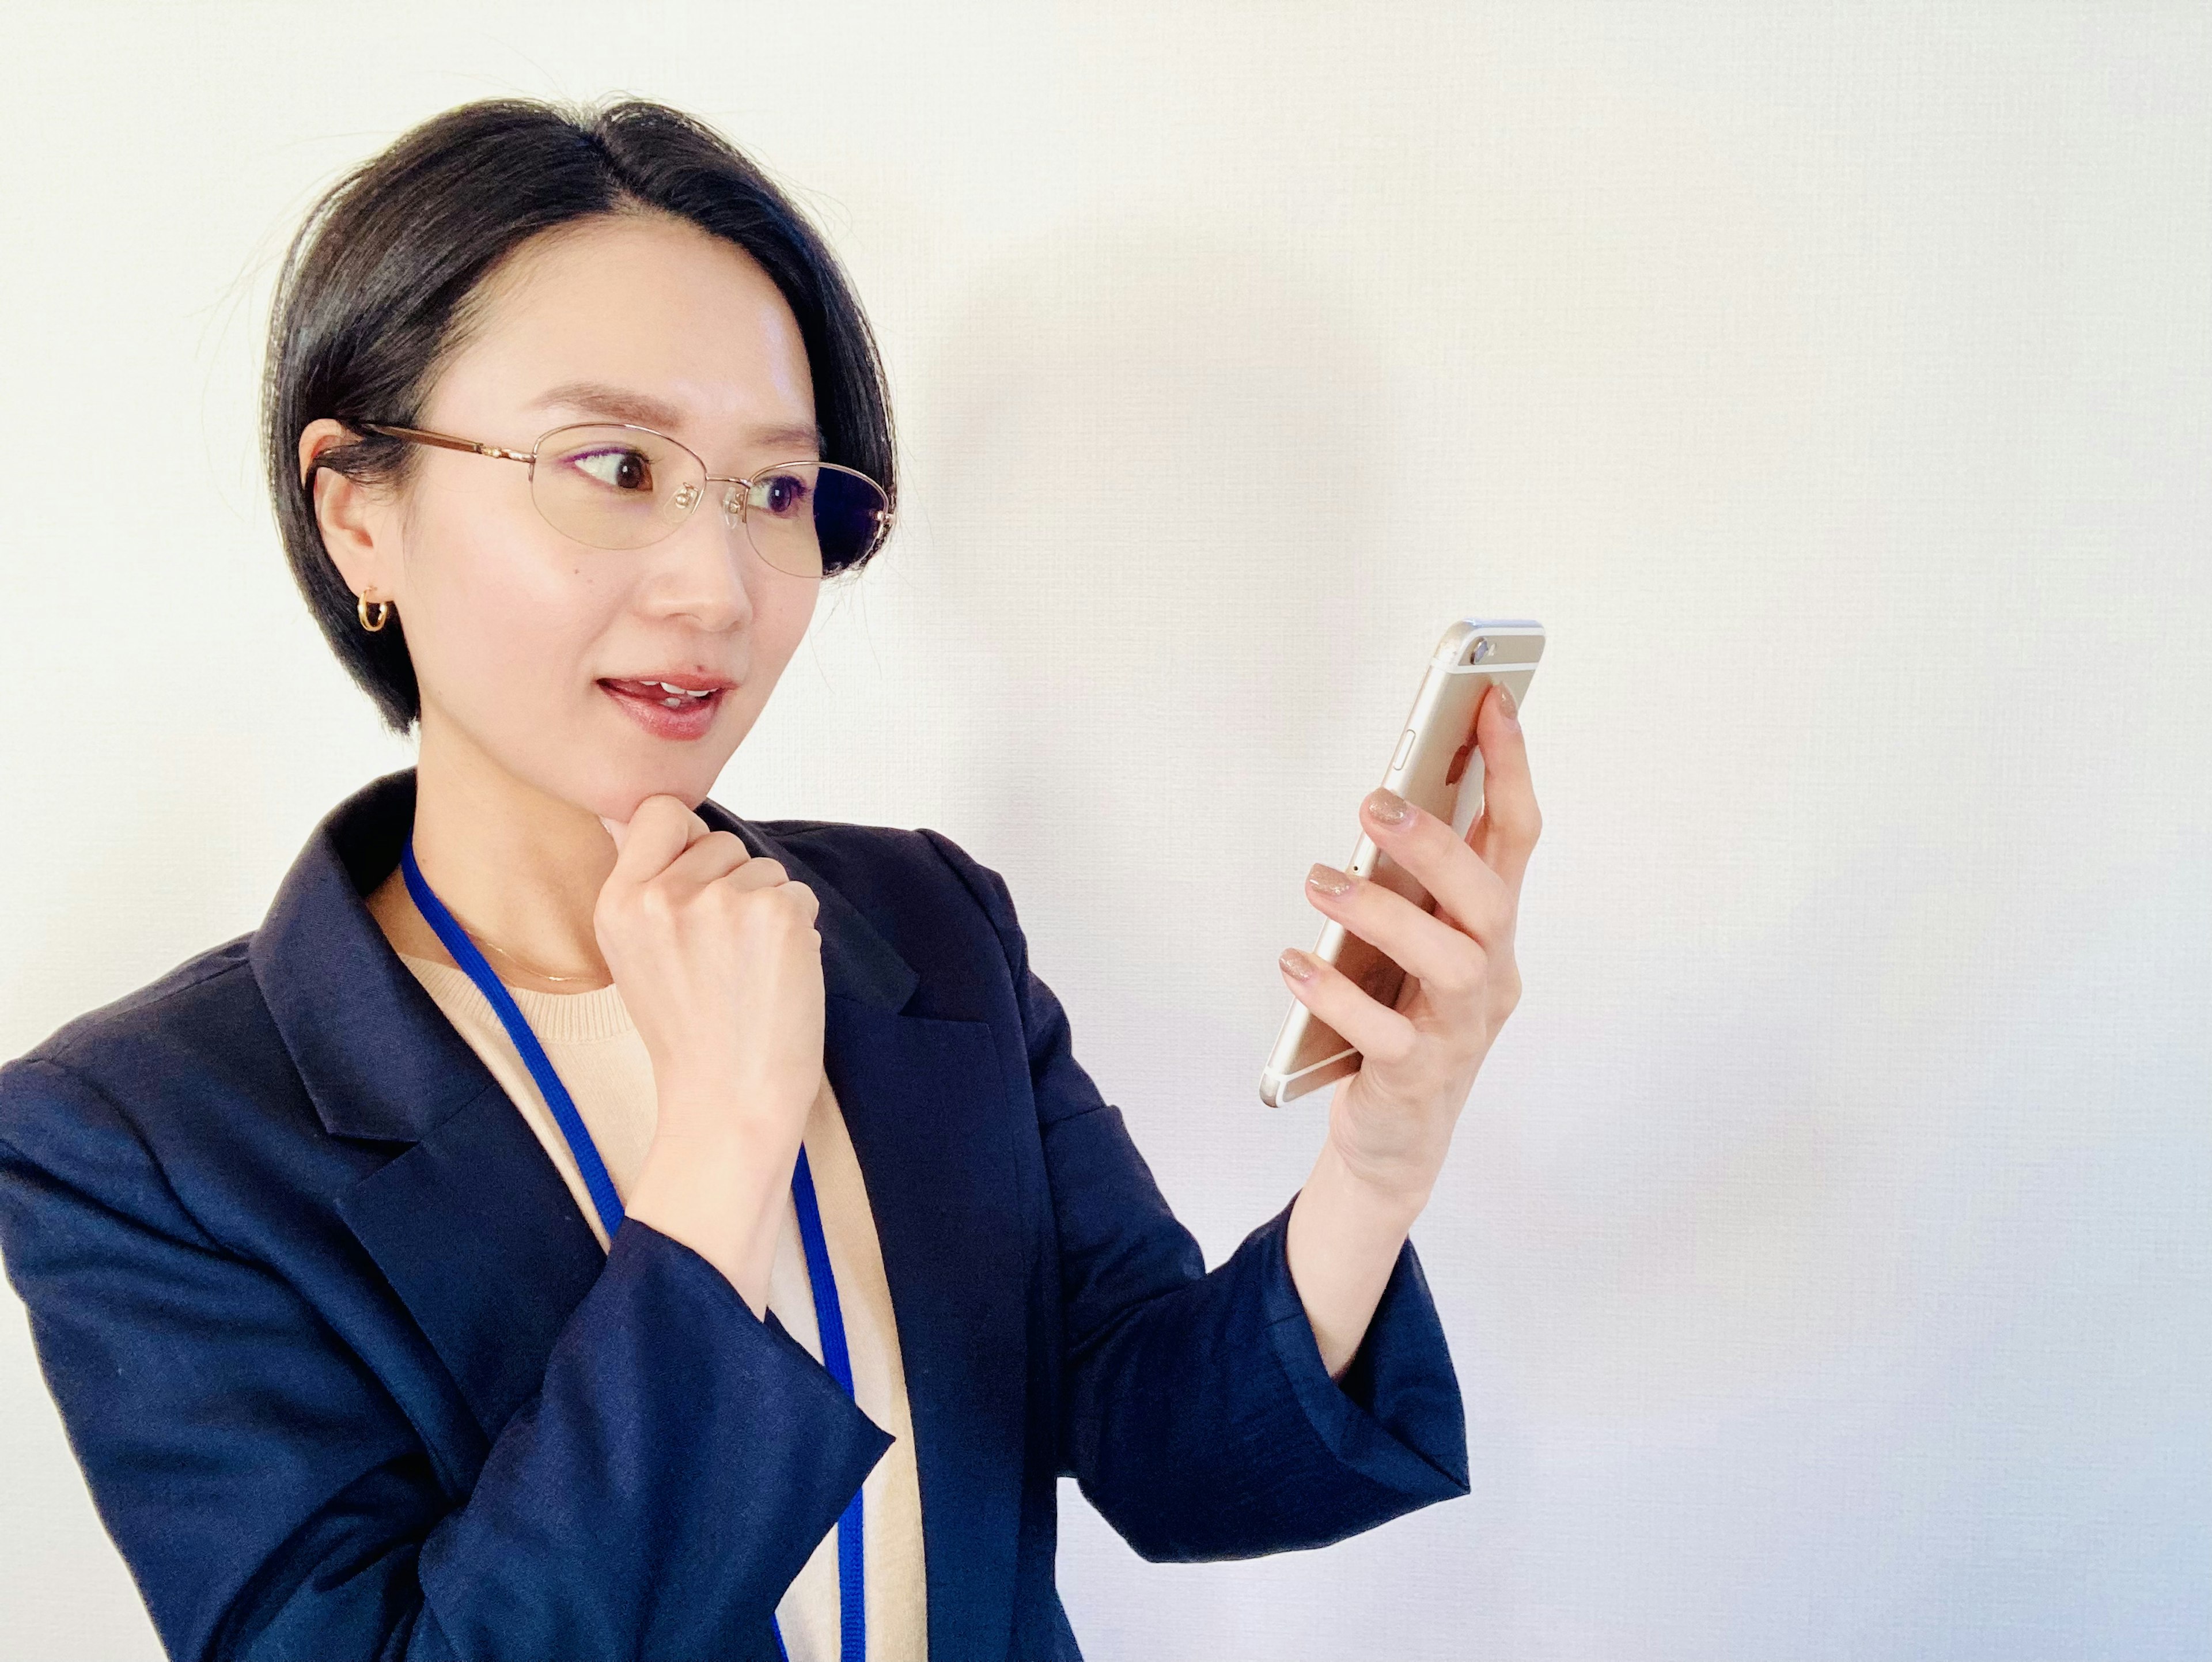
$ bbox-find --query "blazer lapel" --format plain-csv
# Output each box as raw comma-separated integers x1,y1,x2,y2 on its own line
253,770,1029,1656
250,768,606,1453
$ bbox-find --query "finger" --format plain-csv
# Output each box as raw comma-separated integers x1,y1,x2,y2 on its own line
776,876,821,926
660,830,756,892
604,794,710,887
598,814,628,853
1305,862,1490,1006
1469,680,1541,892
717,855,794,894
1278,946,1419,1069
1358,788,1514,948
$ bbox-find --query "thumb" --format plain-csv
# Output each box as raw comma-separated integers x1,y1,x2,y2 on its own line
598,813,628,853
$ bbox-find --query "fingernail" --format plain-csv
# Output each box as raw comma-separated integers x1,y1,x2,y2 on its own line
1363,786,1409,827
1279,947,1317,981
1493,682,1518,724
1306,862,1354,896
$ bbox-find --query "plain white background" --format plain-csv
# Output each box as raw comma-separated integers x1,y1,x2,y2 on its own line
2,3,2206,1658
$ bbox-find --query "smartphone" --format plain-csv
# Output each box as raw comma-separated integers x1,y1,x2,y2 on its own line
1258,618,1546,1107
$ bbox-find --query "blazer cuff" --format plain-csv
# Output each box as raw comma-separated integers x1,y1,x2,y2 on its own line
599,1216,895,1467
1255,1194,1471,1502
418,1213,893,1655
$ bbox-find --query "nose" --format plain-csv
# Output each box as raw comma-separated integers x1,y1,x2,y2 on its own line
634,487,760,633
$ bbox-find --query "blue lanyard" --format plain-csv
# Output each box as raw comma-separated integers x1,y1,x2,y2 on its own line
400,837,866,1662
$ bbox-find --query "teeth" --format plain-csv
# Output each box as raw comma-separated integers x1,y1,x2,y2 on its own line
654,680,714,698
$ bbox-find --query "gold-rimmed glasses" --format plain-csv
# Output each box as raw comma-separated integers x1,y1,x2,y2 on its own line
353,420,892,578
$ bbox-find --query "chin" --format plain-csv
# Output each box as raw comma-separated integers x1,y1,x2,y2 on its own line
431,696,733,827
575,749,735,824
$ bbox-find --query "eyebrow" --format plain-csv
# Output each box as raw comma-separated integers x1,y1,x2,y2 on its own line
529,380,823,456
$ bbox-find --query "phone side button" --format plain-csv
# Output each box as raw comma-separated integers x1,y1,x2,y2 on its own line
1389,727,1416,771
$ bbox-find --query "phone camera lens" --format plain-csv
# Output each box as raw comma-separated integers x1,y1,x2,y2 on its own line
1471,637,1492,662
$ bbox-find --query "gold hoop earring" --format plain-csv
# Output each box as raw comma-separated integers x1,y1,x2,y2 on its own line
357,593,392,633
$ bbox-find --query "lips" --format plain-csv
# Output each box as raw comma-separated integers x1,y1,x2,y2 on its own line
602,675,725,702
597,675,733,740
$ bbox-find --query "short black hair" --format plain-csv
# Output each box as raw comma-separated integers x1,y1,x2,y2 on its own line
263,96,897,734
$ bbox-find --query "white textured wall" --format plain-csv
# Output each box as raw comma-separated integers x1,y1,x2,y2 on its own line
2,5,2206,1658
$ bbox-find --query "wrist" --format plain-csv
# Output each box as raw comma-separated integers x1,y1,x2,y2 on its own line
1288,1145,1424,1383
636,1119,794,1210
1315,1132,1434,1228
628,1126,793,1316
652,1069,802,1145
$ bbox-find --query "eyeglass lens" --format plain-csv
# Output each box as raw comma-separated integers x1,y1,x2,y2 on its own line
528,425,887,576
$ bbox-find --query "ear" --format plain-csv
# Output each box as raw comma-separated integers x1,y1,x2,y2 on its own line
298,418,402,606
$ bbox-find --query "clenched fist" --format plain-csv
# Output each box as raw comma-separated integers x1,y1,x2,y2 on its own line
595,794,824,1310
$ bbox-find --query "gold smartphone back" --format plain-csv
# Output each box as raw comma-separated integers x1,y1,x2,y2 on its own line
1259,618,1545,1107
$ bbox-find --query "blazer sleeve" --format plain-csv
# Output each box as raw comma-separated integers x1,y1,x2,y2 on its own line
919,831,1471,1562
0,1054,892,1662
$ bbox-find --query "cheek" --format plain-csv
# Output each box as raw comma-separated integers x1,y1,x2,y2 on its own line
753,579,817,665
406,514,615,710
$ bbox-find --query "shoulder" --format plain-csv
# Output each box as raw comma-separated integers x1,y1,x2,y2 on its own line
0,932,287,1213
4,932,270,1093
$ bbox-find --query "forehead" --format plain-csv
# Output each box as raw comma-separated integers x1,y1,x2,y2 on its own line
437,211,818,449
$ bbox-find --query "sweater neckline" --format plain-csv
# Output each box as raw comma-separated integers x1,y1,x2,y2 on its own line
395,951,636,1044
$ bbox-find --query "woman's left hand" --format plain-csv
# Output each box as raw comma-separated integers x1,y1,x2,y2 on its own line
1282,679,1541,1214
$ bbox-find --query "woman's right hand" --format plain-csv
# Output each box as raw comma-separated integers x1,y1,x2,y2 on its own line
593,794,824,1308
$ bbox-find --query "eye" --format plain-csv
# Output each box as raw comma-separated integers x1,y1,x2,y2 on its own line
751,470,813,518
569,445,656,494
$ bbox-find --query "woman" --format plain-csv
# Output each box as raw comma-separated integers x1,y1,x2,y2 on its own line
0,97,1537,1661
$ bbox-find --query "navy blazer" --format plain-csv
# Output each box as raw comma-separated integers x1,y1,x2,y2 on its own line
0,767,1468,1661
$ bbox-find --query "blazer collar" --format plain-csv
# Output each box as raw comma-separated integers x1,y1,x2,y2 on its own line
249,766,920,1144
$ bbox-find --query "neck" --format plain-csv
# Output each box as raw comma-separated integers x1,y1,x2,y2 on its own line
396,714,619,987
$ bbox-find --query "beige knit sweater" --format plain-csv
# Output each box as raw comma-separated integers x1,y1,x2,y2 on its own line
397,952,926,1661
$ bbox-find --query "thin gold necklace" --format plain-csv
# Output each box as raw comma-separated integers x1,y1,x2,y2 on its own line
466,930,603,986
437,903,603,986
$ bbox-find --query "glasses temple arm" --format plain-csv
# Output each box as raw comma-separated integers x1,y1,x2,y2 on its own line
358,423,533,463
